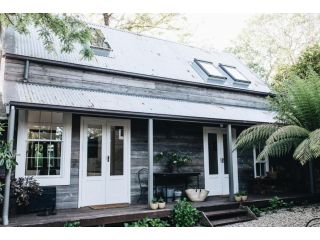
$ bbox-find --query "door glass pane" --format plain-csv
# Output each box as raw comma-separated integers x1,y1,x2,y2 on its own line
87,124,102,176
110,126,124,176
208,133,218,175
223,134,229,174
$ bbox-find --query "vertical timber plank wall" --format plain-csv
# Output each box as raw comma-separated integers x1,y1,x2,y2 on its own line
55,115,80,209
130,119,205,203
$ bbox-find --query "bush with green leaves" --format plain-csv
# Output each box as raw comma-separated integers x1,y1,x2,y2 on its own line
0,181,4,204
235,70,320,166
171,198,200,227
125,217,169,227
64,221,80,227
249,205,262,217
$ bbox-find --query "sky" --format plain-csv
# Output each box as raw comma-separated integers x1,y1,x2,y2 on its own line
185,14,255,51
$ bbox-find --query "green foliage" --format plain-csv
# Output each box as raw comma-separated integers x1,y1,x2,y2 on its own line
155,151,192,172
158,197,165,203
249,197,295,217
236,69,320,165
125,217,169,227
249,205,261,217
171,198,200,227
235,192,242,197
274,44,320,88
151,198,158,203
0,181,4,204
0,141,17,170
0,13,93,59
64,221,80,227
11,177,42,207
227,14,320,81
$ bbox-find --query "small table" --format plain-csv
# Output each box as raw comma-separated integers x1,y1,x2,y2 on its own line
154,172,201,202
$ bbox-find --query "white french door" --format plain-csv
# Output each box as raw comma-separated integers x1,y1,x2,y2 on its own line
203,127,238,196
79,117,130,207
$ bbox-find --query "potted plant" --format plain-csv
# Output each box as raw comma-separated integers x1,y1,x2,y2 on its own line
155,151,191,173
240,191,248,201
158,197,166,209
10,177,42,214
234,192,242,202
150,198,159,210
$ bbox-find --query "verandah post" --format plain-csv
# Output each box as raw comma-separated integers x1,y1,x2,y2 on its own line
227,124,234,200
148,118,154,204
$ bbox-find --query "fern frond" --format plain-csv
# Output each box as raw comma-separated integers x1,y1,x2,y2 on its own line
308,129,320,158
266,125,309,145
293,139,314,165
235,124,279,151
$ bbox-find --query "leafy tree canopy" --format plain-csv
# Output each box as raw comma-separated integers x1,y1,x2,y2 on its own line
0,13,94,59
226,14,320,82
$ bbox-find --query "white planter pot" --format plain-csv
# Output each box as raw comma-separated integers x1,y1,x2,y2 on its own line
241,196,248,201
150,203,159,210
235,196,242,202
158,202,166,209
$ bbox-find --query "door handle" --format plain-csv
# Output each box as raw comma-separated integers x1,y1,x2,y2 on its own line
220,157,224,163
107,156,110,163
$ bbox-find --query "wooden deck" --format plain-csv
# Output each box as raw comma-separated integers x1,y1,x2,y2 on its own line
4,193,320,227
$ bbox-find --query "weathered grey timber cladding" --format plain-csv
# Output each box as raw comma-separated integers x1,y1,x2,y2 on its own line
55,115,80,209
4,59,269,110
130,119,205,202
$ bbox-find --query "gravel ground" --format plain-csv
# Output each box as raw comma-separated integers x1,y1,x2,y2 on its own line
228,204,320,227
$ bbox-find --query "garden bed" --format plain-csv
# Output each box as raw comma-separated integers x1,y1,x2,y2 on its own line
228,204,320,227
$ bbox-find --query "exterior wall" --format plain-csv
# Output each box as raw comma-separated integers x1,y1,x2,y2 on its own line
56,115,80,209
4,58,271,208
130,119,205,203
4,58,269,111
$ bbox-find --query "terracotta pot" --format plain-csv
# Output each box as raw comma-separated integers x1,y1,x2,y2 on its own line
150,202,159,210
235,196,242,202
241,196,248,201
158,202,166,209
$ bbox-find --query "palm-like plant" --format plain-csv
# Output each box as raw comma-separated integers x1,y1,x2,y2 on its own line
235,70,320,165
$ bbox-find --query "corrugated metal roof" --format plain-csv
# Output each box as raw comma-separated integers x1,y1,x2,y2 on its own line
4,83,275,123
4,24,270,93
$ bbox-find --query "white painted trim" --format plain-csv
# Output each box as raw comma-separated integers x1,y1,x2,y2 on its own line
15,110,72,186
203,126,239,195
78,117,131,207
253,146,269,178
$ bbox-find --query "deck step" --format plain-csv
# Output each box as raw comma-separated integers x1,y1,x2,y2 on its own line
210,215,253,227
205,208,247,219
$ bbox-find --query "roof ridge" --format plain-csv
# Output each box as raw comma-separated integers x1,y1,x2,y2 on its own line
87,22,223,56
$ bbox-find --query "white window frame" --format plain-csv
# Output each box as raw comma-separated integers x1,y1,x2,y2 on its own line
253,145,269,178
15,110,72,186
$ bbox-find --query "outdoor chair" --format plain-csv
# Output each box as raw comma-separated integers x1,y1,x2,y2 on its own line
137,168,149,203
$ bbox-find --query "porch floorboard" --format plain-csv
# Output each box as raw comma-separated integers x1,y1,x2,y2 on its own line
3,193,319,227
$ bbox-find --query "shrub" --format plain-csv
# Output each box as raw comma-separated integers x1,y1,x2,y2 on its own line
125,217,169,227
11,177,42,207
171,198,200,227
64,221,80,227
249,205,261,217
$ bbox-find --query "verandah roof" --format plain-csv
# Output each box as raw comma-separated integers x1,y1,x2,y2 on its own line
4,83,275,124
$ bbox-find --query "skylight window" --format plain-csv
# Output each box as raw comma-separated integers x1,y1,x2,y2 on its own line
90,28,112,57
220,64,250,83
194,59,226,79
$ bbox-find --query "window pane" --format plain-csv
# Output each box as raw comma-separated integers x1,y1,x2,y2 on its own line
256,163,261,177
223,65,248,81
28,127,39,140
223,134,229,174
52,112,63,124
261,162,266,177
27,111,40,123
87,125,102,176
110,126,124,176
52,126,64,140
208,133,218,175
40,111,52,123
39,125,51,139
197,60,225,78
